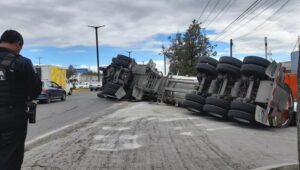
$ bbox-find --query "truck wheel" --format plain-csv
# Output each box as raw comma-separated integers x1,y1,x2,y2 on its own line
198,57,218,67
281,111,295,127
243,56,271,68
216,63,240,77
97,92,104,98
230,100,256,114
61,93,66,101
114,59,130,68
228,109,255,124
203,104,228,119
102,87,118,96
103,82,121,90
240,64,266,79
196,63,218,77
185,94,205,104
182,100,203,112
117,54,132,62
205,96,230,109
219,56,242,68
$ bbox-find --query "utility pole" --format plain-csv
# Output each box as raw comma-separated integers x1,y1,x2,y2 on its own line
164,53,166,75
297,35,300,169
37,57,42,65
88,25,105,82
126,51,132,58
230,39,233,57
264,37,268,59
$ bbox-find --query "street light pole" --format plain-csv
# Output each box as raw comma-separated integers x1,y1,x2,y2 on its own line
88,25,105,82
126,51,132,58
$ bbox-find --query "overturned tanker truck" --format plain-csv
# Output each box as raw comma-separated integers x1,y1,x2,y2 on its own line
98,54,297,127
182,56,297,127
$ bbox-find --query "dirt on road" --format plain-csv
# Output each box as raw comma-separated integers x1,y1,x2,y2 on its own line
23,102,297,170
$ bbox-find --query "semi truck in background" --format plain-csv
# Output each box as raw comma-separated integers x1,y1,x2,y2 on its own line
35,65,73,95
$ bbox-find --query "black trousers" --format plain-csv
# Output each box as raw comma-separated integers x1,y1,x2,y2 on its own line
0,105,27,170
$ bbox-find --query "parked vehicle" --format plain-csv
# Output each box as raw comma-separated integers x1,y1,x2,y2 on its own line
35,65,70,93
37,80,67,103
89,81,101,91
77,82,90,88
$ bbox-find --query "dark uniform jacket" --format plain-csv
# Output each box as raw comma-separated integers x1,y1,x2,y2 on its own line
0,47,42,105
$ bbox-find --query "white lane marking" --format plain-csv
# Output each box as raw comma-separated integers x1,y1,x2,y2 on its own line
160,117,198,122
206,126,235,131
180,132,193,136
102,126,130,131
90,135,142,151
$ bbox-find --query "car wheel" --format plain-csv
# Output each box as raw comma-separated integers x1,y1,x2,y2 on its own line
61,93,66,101
90,88,93,91
45,95,51,104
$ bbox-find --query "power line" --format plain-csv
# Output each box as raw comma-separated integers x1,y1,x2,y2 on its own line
218,0,279,41
205,0,234,28
235,0,290,39
202,0,222,24
197,0,211,22
213,0,263,41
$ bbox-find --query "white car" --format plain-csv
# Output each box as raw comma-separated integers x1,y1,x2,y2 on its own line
77,82,90,88
89,81,102,91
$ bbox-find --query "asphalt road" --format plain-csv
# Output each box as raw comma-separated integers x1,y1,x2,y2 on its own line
26,90,117,141
23,102,297,170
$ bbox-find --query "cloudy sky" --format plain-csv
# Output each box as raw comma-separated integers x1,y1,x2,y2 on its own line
1,0,299,72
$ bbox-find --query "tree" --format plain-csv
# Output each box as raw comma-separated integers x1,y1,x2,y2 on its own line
66,65,77,79
161,20,217,76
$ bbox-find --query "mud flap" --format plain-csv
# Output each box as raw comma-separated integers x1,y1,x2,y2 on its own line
255,105,270,126
115,87,126,100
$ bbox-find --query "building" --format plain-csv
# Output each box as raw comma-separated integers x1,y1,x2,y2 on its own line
70,68,100,82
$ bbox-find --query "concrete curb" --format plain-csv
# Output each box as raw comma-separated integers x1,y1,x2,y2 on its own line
251,163,298,170
25,102,129,152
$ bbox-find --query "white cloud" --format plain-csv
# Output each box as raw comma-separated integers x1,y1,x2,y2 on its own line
1,0,299,57
28,48,42,53
62,50,86,54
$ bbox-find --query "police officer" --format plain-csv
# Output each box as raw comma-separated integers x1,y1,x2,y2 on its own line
0,30,42,170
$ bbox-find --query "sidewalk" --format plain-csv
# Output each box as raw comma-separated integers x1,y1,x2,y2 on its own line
23,102,297,170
